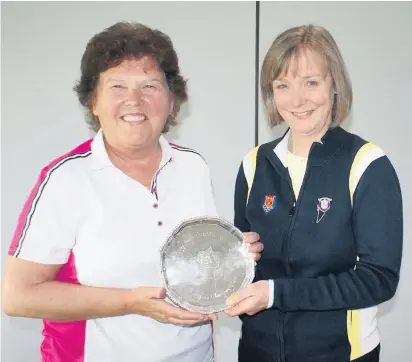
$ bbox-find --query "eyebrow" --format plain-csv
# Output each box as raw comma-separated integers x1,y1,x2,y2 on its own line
274,74,323,82
105,77,165,85
105,78,126,83
144,78,164,83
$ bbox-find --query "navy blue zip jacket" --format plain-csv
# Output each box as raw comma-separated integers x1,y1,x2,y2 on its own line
234,126,403,362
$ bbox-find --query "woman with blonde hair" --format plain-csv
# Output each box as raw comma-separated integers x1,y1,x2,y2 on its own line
226,24,403,362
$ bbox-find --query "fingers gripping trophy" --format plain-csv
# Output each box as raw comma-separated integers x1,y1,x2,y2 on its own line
160,217,256,314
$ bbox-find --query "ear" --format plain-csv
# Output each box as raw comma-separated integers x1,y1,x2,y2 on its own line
168,92,175,115
91,93,98,117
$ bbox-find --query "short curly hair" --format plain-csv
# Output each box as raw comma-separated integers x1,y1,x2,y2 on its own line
74,22,188,133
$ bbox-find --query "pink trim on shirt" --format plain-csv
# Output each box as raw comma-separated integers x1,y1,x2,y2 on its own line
41,252,86,362
8,139,93,362
8,139,92,257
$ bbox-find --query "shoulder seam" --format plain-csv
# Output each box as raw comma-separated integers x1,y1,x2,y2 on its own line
170,144,207,164
13,151,92,258
242,146,260,203
349,143,385,207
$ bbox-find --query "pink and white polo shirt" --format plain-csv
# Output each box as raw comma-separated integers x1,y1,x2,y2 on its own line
8,129,217,362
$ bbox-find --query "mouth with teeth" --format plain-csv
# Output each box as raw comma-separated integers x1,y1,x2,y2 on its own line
291,110,315,119
120,113,148,124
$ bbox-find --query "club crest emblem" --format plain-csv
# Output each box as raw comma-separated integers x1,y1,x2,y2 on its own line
262,195,276,214
316,197,332,223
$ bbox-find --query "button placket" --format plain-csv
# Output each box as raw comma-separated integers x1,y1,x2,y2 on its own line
151,156,172,228
152,200,163,226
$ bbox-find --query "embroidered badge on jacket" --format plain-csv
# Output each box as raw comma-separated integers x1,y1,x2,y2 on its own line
316,197,332,223
263,195,276,214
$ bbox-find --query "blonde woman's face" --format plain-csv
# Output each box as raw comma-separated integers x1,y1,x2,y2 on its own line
272,49,335,137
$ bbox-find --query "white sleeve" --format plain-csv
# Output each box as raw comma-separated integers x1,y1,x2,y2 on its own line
8,167,76,264
202,163,219,217
267,279,275,308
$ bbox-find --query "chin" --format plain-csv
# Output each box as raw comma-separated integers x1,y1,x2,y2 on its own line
287,120,313,133
290,118,328,134
123,132,147,145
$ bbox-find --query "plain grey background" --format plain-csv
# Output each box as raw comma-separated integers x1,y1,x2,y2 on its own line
1,1,411,362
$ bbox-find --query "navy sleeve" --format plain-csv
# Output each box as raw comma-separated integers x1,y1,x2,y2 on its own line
234,163,251,233
270,156,403,312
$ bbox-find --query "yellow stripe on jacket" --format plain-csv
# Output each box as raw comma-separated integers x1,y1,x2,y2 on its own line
347,142,385,360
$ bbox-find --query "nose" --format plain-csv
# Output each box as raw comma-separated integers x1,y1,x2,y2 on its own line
290,87,306,108
125,88,144,106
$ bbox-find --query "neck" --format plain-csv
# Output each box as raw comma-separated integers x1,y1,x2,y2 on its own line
104,137,162,172
288,123,331,157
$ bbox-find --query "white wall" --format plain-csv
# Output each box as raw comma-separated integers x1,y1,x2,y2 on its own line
259,2,412,362
1,2,411,362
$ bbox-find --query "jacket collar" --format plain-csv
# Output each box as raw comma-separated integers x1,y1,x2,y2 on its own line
261,126,345,172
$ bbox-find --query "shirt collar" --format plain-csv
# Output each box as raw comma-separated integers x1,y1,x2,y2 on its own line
91,129,173,171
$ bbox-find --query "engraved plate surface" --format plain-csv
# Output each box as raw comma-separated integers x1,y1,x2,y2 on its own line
160,217,255,314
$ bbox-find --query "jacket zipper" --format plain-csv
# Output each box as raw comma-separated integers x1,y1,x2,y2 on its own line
276,175,296,362
275,150,313,362
279,173,297,276
272,171,295,362
282,167,311,276
278,313,285,362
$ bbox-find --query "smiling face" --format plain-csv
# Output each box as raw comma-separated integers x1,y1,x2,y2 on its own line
272,48,335,138
92,56,174,152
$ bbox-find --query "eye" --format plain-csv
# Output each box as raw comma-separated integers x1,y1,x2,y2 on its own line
275,84,288,90
307,80,319,87
143,83,160,90
111,84,126,89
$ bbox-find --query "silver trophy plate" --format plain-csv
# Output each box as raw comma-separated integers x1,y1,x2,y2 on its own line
160,217,255,314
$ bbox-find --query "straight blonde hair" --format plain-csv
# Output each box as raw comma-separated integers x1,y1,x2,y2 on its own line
261,25,352,127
